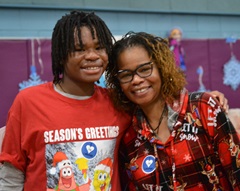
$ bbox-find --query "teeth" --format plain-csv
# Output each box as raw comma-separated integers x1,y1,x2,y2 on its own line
85,67,100,70
135,88,147,93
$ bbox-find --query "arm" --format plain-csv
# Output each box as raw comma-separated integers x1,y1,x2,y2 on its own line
200,93,240,190
0,162,24,190
0,94,26,189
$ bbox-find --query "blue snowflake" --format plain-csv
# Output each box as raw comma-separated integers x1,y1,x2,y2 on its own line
223,55,240,91
19,65,47,91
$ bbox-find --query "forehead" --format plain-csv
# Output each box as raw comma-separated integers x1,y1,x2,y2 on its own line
117,46,150,69
73,26,98,44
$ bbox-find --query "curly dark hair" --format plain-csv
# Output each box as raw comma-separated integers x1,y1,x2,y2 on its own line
51,10,115,84
105,31,187,114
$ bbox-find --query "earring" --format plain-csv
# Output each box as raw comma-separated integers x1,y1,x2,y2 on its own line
121,94,130,104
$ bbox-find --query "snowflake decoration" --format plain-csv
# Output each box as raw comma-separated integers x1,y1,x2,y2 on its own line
195,94,201,99
173,102,179,108
161,159,166,165
207,144,212,150
19,65,47,91
171,148,177,155
183,154,192,162
223,55,240,91
143,149,149,155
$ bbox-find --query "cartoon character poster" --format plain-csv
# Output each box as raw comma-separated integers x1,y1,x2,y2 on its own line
45,140,115,191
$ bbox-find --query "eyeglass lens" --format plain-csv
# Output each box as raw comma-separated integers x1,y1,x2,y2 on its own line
117,62,153,83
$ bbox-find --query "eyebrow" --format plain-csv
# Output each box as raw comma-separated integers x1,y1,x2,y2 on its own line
118,61,152,72
74,40,101,49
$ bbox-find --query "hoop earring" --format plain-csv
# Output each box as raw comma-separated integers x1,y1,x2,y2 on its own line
120,92,130,104
122,99,130,104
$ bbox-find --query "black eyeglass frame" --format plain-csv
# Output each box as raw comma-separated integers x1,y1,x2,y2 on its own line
116,61,154,83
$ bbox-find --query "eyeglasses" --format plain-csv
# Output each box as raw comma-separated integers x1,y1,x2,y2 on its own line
116,62,153,83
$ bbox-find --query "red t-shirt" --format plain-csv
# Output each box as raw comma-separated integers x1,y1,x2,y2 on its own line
0,82,131,190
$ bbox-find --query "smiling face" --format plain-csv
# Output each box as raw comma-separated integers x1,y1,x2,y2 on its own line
63,26,108,87
117,46,162,108
58,166,77,190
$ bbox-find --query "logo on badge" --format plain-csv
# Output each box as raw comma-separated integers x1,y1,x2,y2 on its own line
81,142,97,159
142,155,156,174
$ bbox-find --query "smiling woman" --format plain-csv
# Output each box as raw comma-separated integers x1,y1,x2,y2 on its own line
106,31,240,191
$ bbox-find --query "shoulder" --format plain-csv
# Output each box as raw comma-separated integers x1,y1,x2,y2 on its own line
188,92,223,120
18,82,53,96
94,85,110,100
95,85,132,120
12,82,53,106
188,91,219,106
94,85,109,94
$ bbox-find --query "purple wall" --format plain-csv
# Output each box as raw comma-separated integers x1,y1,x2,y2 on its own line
183,39,240,109
0,39,52,127
0,39,239,127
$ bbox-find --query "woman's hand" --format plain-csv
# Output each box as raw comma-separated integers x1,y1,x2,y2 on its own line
209,90,229,113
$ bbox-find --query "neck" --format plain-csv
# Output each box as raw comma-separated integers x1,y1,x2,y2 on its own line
142,100,165,124
142,101,165,129
142,100,170,143
57,80,95,96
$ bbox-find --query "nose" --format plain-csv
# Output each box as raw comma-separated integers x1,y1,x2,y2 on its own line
85,49,99,60
131,73,144,85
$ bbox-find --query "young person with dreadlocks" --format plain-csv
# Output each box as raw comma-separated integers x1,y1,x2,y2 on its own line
105,31,240,191
0,10,229,191
0,11,132,190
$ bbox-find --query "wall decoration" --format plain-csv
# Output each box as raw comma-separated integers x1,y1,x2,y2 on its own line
168,27,186,71
19,39,47,91
19,65,47,91
1,39,239,127
197,66,209,92
223,37,240,91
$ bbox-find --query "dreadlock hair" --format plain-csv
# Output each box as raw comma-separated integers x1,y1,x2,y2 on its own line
105,31,186,114
52,10,115,84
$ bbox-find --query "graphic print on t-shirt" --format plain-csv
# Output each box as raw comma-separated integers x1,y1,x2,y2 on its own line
45,139,116,191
